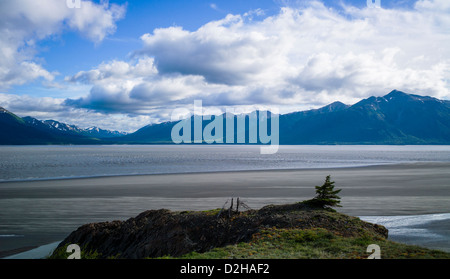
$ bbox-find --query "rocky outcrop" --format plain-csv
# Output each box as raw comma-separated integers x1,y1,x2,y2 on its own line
55,202,388,259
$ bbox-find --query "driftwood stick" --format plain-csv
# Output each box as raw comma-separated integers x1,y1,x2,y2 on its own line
217,199,229,219
229,198,234,218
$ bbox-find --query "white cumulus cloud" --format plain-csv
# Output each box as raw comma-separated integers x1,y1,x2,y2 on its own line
0,0,126,90
60,0,450,125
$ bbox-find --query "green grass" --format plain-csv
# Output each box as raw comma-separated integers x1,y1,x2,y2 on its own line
48,227,450,260
47,202,450,260
47,243,120,259
175,227,450,259
200,208,223,216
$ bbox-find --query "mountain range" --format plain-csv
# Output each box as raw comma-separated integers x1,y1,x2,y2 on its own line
0,109,127,144
1,90,450,145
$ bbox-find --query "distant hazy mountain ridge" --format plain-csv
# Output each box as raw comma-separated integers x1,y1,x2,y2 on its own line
278,90,450,144
0,109,127,144
1,90,450,145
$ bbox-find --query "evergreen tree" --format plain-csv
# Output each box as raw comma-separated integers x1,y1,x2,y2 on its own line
313,175,342,208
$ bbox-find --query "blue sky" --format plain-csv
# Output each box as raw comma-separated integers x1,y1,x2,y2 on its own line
0,0,449,132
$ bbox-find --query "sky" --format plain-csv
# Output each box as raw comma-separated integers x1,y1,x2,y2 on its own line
0,0,449,132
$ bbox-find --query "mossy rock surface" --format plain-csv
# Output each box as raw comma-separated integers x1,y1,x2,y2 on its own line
51,201,393,259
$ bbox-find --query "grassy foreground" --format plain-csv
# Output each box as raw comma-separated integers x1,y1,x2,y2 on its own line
51,226,450,259
172,227,450,259
49,203,450,259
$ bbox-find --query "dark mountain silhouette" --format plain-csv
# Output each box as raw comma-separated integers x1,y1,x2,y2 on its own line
115,90,450,145
1,90,450,145
0,107,57,144
0,108,124,144
279,90,450,144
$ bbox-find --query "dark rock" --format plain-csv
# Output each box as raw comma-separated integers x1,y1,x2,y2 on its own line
56,202,388,259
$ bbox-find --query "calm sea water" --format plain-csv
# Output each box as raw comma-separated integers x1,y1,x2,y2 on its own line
1,145,450,181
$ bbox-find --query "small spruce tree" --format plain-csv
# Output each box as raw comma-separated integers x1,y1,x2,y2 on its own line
312,175,342,208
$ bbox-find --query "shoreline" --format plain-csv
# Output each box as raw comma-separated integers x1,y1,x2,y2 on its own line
0,161,401,184
0,246,38,259
1,162,449,216
1,241,60,259
0,161,447,185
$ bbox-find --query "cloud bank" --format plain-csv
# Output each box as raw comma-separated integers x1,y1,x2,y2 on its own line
66,0,450,117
